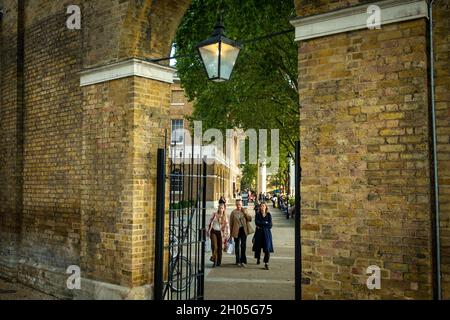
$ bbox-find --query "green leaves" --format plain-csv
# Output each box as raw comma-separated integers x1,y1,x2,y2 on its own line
175,0,299,174
240,163,258,191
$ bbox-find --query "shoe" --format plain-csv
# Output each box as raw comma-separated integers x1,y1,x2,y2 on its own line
241,263,247,268
256,259,260,265
216,262,221,267
264,263,269,270
212,262,216,268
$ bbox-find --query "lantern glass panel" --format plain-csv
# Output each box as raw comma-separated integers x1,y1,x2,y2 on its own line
219,42,240,80
198,43,220,79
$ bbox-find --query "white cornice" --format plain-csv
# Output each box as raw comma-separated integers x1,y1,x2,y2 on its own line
290,0,428,42
80,58,176,86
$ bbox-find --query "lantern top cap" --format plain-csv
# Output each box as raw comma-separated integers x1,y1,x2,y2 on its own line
212,20,225,37
196,18,242,49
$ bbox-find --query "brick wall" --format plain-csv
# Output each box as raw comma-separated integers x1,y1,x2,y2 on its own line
79,76,171,288
0,0,178,298
296,0,377,16
131,76,171,286
0,0,84,297
0,0,22,278
22,1,82,271
299,18,433,299
0,0,447,300
434,3,450,299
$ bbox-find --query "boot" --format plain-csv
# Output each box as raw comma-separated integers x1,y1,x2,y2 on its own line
264,263,269,270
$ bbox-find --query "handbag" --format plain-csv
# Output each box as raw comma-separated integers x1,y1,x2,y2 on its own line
205,236,211,253
246,221,255,235
226,238,234,254
242,208,255,235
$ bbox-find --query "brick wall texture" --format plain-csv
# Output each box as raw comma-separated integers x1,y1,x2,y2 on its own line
0,0,180,298
0,0,449,300
297,0,450,299
434,2,450,299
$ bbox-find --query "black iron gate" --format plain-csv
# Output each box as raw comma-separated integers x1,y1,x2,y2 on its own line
154,146,207,300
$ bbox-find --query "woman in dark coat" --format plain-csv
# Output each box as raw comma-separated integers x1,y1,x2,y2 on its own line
252,202,274,270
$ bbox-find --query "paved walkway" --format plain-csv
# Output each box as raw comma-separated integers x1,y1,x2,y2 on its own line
204,203,295,300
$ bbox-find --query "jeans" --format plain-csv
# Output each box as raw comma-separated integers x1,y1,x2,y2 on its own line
234,227,247,264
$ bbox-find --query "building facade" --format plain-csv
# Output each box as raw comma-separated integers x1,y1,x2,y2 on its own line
169,77,242,208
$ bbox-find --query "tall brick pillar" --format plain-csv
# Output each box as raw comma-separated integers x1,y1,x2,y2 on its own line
0,0,190,299
433,2,450,300
76,59,174,299
292,0,440,299
0,0,23,279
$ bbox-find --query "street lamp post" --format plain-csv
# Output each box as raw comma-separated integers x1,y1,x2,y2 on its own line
286,153,292,219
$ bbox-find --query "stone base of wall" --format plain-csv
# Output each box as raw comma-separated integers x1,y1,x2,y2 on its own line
0,257,152,300
0,255,71,299
74,279,153,300
0,254,19,282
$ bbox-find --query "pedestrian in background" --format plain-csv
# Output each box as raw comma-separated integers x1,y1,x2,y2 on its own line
254,200,260,215
272,194,277,209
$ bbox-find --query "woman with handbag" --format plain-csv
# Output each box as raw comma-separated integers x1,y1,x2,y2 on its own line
229,199,253,267
207,203,230,267
252,202,274,270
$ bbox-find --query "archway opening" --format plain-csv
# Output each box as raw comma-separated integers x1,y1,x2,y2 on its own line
152,0,299,300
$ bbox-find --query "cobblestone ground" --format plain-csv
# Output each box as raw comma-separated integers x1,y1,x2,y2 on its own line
0,278,55,300
204,203,295,300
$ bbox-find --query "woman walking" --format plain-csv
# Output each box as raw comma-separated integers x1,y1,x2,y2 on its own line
252,202,273,270
207,203,229,267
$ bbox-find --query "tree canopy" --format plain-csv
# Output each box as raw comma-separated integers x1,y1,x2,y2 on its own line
174,0,299,179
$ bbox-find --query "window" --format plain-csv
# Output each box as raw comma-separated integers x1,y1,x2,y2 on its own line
170,169,183,193
171,119,184,144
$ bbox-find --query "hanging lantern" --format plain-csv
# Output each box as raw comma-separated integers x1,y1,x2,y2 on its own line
196,19,242,82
